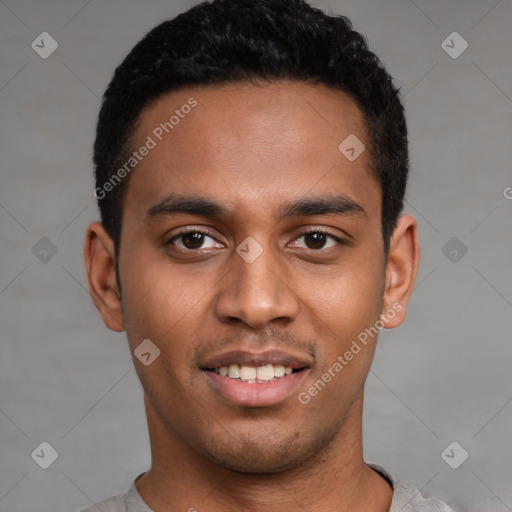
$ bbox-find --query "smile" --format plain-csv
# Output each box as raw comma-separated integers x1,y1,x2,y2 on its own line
211,363,294,383
200,350,312,407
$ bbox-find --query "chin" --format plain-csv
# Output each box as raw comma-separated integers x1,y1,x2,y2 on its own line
198,429,332,475
209,451,309,474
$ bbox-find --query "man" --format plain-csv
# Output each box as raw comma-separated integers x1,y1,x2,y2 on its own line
82,0,455,510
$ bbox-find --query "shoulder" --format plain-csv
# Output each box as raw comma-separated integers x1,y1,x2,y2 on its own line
76,493,127,512
75,474,151,512
391,480,456,512
366,462,457,512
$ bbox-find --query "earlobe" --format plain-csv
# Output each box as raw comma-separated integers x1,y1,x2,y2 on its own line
84,221,125,332
381,215,420,329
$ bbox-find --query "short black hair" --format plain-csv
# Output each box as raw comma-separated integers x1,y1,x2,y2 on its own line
94,0,408,263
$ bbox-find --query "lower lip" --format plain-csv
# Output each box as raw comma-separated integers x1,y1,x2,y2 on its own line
203,369,310,407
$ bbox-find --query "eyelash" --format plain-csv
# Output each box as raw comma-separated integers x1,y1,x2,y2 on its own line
167,227,346,252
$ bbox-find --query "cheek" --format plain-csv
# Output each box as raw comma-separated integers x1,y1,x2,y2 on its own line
120,254,198,342
299,271,382,413
120,264,200,400
300,260,384,344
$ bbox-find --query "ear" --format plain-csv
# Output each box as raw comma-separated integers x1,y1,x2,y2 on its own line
84,221,125,332
381,215,420,329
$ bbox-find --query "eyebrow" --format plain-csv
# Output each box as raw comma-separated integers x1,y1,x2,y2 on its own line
144,193,366,224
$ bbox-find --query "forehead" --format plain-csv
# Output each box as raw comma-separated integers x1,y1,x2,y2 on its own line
123,81,379,225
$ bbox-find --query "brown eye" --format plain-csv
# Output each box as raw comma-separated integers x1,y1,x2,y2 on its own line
303,232,329,249
168,229,222,251
292,230,343,250
181,232,206,249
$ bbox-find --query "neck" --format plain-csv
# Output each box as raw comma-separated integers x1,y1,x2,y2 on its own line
135,393,393,512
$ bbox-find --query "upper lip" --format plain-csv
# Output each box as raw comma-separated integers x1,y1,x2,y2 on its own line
201,350,313,370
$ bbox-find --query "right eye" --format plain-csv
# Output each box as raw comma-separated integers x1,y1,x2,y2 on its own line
167,229,224,251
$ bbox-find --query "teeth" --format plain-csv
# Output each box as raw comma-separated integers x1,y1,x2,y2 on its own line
256,364,274,381
228,364,240,378
239,365,257,380
215,363,300,382
274,365,285,377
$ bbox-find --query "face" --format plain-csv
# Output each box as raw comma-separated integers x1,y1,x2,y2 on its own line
86,81,419,474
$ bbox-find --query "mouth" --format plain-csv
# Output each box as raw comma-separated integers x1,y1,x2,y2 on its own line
200,350,312,407
204,363,304,383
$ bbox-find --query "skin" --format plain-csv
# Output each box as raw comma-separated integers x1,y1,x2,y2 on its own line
84,81,420,512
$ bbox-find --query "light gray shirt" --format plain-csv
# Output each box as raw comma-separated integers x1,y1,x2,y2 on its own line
77,462,456,511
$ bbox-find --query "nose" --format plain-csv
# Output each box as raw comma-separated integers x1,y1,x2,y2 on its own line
214,241,299,330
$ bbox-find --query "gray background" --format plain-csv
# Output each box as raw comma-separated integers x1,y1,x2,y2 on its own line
0,0,511,511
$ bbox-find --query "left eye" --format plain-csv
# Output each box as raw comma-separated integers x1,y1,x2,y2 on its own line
292,231,342,250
